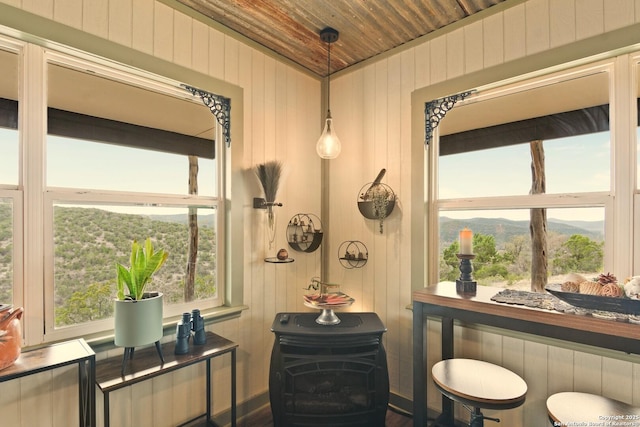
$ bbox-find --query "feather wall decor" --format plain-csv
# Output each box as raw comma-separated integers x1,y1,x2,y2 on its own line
254,161,283,204
254,161,283,248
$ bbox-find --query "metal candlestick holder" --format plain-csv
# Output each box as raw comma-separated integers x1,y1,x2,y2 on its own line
456,254,477,293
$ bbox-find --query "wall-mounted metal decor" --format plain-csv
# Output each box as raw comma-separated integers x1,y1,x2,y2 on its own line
286,213,323,253
182,84,231,147
357,169,396,234
424,90,474,146
338,241,368,269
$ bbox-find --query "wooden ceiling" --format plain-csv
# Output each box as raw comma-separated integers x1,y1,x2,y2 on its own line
176,0,506,77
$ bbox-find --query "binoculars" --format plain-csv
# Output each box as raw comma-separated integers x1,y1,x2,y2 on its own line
175,309,206,355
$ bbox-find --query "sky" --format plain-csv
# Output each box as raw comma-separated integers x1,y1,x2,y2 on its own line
438,131,613,222
1,130,217,213
0,128,637,222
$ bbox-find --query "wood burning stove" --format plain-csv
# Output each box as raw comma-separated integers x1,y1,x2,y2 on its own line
269,312,388,426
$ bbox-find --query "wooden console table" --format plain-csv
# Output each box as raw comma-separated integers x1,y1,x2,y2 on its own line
412,282,640,427
0,338,95,427
95,331,237,427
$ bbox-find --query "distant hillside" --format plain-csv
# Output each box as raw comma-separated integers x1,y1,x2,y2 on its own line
0,205,218,324
440,216,603,248
148,213,216,226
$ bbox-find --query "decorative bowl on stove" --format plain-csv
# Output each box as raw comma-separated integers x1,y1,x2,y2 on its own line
303,292,354,309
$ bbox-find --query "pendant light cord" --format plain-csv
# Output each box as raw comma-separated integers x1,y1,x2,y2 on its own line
326,38,331,112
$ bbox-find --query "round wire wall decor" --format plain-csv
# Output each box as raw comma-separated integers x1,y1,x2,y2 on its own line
286,213,323,253
338,240,368,269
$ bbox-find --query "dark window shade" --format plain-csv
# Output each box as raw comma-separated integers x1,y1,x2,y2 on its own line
0,97,214,159
0,98,18,129
440,104,614,156
48,108,214,159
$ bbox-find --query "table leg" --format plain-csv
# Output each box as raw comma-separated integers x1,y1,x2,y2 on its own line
104,391,110,427
77,356,96,427
413,302,426,426
231,349,236,427
89,356,96,427
206,358,211,425
441,317,454,425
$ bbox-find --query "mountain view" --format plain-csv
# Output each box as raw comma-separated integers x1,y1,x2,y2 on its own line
0,204,217,327
439,216,604,288
0,207,604,324
439,216,604,247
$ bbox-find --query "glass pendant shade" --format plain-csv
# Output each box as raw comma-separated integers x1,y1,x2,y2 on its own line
317,27,341,159
316,111,341,159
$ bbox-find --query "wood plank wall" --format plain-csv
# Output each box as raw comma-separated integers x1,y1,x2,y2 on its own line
326,0,640,426
1,0,640,426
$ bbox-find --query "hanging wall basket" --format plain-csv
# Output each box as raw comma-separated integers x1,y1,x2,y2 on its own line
357,169,396,233
286,213,323,253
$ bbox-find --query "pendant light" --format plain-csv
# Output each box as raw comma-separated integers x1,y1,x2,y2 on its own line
316,27,341,159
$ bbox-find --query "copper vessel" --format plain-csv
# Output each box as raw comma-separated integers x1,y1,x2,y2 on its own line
0,305,23,371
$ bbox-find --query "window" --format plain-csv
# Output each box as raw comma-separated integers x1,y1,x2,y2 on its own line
0,43,21,308
635,56,640,273
432,64,612,290
0,31,242,347
636,59,640,191
42,56,224,340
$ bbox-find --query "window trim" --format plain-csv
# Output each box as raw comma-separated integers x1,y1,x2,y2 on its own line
411,42,640,293
0,190,23,312
40,52,225,343
0,20,245,346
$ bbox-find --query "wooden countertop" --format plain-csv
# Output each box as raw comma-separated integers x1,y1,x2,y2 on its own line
413,282,640,342
0,338,94,382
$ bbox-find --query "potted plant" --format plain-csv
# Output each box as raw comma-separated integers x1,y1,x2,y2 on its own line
114,238,168,354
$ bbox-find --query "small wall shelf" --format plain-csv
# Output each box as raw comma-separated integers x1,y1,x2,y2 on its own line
338,240,368,269
286,213,323,253
265,257,295,263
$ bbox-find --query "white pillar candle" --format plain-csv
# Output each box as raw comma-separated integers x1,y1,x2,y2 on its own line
459,228,473,255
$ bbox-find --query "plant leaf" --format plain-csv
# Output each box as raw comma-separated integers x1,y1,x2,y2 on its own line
115,237,168,300
116,263,130,300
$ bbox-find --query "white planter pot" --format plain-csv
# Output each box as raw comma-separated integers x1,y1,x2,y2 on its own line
114,292,163,348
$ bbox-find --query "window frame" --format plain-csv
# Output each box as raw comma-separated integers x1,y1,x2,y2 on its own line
411,51,640,290
40,51,226,342
0,36,24,330
633,52,640,274
430,61,617,286
1,25,244,346
0,190,23,313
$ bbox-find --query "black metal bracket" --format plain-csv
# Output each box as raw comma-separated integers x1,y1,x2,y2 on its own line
424,90,474,146
253,197,267,209
182,84,231,147
253,198,283,209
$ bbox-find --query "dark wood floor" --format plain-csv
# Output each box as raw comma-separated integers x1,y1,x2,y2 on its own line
236,404,413,427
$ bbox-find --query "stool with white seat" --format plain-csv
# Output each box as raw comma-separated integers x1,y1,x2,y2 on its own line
547,392,640,426
431,358,527,427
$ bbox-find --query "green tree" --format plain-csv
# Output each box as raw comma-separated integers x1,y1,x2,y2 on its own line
440,232,512,282
472,233,510,281
552,234,603,274
55,281,113,326
473,233,498,265
441,241,460,281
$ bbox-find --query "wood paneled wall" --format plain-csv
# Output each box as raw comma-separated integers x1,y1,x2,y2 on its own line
327,0,640,425
1,0,640,426
0,0,321,426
